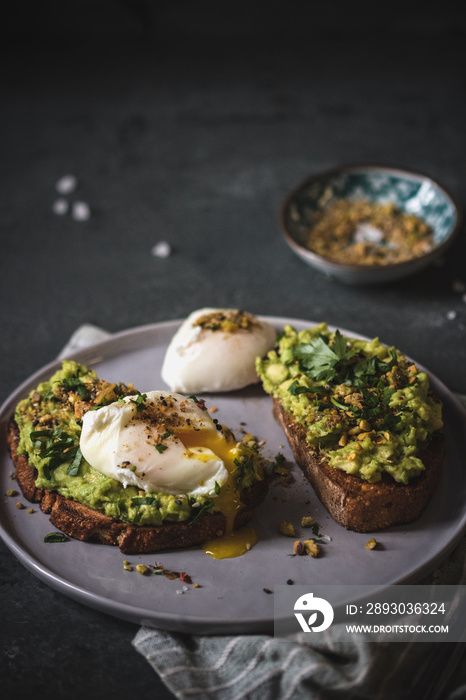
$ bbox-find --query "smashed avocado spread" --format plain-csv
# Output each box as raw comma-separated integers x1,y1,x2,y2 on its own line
256,324,443,484
14,361,261,526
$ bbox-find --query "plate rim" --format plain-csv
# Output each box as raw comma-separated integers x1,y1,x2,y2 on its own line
1,316,465,634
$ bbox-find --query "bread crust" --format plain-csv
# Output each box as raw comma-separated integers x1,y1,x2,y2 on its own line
272,397,444,532
7,419,269,554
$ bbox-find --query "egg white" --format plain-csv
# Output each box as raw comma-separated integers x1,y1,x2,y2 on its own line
161,308,276,393
79,390,229,496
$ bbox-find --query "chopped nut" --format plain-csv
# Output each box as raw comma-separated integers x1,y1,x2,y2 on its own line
384,432,391,441
6,489,18,497
136,564,151,575
193,583,201,588
15,502,25,510
209,406,218,413
278,520,296,537
365,538,378,550
338,432,348,447
303,539,320,557
27,508,35,514
301,516,316,528
293,540,304,555
347,453,357,461
123,560,133,571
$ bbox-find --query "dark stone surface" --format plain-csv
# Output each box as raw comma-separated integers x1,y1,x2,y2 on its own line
1,6,465,698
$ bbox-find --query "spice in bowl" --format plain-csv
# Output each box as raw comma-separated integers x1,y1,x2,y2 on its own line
305,199,435,266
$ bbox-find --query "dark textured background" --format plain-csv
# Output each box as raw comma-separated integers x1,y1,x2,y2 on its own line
1,3,465,698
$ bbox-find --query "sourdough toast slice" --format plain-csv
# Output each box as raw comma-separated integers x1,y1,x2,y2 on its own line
7,419,269,554
273,397,445,532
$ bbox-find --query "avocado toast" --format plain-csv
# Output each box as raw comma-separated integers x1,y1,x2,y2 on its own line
7,361,269,554
256,323,445,532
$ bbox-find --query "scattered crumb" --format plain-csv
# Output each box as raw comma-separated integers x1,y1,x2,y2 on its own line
301,516,316,528
286,579,294,585
209,406,218,413
263,588,273,594
136,564,151,575
452,280,466,294
151,241,172,258
293,540,304,555
365,537,378,550
6,489,18,497
123,560,133,571
56,174,78,195
278,520,296,537
303,540,320,557
52,198,69,215
71,201,91,221
15,502,25,510
303,539,320,557
27,508,35,514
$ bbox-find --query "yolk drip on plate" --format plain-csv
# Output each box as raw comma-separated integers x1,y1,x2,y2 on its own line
176,425,258,559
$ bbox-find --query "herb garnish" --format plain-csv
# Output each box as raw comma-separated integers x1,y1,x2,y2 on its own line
289,330,404,433
189,500,214,524
31,427,82,481
293,330,356,383
156,444,169,454
129,393,148,412
44,531,68,543
160,429,174,440
188,395,208,411
234,453,254,490
60,376,90,400
66,446,83,476
131,497,159,507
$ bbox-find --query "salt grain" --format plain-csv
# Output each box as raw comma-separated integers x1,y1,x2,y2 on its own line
52,198,69,215
71,201,91,221
151,241,172,258
452,280,466,294
56,174,78,195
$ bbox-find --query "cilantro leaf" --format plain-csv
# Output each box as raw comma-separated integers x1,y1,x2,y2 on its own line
293,330,356,383
60,376,89,400
131,496,159,507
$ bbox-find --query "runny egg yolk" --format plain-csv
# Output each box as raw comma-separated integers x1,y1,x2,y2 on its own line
176,425,258,559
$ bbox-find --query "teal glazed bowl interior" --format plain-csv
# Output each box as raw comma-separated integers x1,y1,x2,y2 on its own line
281,165,461,285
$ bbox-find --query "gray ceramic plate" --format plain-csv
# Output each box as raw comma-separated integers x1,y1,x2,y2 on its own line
1,318,465,634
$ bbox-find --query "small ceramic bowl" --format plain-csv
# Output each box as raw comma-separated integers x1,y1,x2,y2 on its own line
280,164,462,285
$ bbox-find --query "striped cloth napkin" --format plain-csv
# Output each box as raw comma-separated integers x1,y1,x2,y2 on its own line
61,325,466,700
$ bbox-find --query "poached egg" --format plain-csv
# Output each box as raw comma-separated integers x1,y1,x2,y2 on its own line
80,390,261,558
161,308,276,393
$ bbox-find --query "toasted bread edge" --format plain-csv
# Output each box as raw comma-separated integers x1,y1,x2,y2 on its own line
7,419,269,554
272,396,445,532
